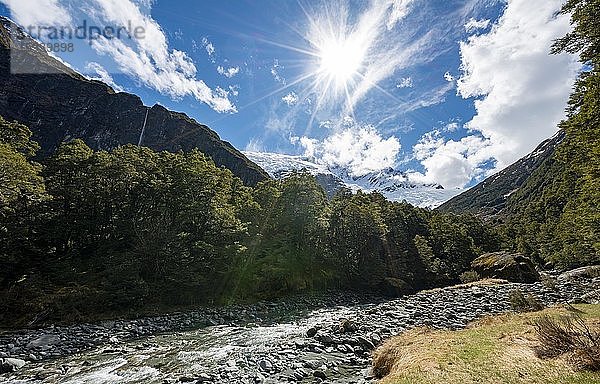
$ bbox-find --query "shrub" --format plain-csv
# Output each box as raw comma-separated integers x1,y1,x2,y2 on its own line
459,270,480,284
509,289,544,312
540,274,558,291
532,314,600,371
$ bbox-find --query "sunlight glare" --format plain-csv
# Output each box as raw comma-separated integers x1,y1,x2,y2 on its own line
319,36,364,85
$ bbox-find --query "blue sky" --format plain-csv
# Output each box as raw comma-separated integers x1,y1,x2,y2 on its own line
0,0,580,188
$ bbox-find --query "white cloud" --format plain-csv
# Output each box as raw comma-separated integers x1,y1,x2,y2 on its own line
411,131,491,189
444,122,460,132
464,18,490,33
85,62,123,92
217,65,240,78
456,0,578,168
1,0,71,27
412,0,580,188
413,130,445,161
202,37,216,62
387,0,415,30
294,122,401,177
245,137,264,152
282,92,299,106
228,85,239,97
396,77,413,88
85,0,236,113
173,29,184,40
270,59,285,84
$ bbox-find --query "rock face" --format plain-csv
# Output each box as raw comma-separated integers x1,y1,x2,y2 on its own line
472,252,540,283
0,17,268,186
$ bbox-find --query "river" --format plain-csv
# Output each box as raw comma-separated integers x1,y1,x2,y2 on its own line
1,274,598,383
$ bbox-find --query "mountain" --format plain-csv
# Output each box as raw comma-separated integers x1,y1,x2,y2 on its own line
244,151,463,208
438,130,566,216
0,17,268,186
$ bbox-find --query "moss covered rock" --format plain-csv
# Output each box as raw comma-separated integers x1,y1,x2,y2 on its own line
471,252,540,283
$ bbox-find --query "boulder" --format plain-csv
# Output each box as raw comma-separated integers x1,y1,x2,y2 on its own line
313,370,327,380
471,252,539,283
339,319,358,333
557,265,600,282
0,358,26,373
26,334,61,348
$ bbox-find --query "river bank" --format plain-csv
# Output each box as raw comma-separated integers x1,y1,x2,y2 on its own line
1,270,599,383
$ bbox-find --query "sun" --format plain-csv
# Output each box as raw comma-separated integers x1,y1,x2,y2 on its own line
318,36,365,87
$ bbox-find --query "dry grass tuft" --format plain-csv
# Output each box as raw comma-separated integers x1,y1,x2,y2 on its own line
372,327,435,378
533,314,600,371
372,305,600,384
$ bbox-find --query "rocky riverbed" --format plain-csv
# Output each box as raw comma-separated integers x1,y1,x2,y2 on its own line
1,270,599,383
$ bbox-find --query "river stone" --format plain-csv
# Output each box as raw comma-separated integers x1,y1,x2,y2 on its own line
293,368,306,380
0,358,26,373
339,319,358,333
26,334,61,348
356,336,375,351
306,327,318,338
258,359,272,371
472,252,540,283
317,334,334,345
313,370,327,380
196,373,212,382
580,289,600,304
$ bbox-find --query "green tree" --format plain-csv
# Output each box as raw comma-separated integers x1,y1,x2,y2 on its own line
503,0,600,268
0,117,47,288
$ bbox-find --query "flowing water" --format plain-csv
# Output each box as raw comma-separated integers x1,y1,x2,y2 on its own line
2,277,599,384
2,305,375,383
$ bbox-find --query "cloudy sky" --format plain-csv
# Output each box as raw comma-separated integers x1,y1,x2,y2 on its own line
0,0,580,188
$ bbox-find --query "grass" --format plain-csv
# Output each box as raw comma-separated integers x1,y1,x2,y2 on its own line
373,304,600,384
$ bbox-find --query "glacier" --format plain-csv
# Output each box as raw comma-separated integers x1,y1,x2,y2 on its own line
244,151,464,208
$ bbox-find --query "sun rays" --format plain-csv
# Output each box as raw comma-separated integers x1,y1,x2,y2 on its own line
230,0,417,136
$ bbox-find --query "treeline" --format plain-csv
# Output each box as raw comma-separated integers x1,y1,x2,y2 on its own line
0,117,500,326
500,0,599,269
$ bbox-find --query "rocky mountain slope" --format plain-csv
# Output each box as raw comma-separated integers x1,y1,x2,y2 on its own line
0,17,267,186
244,151,463,208
438,130,566,216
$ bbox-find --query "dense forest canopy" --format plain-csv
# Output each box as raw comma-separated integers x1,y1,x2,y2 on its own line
0,116,501,326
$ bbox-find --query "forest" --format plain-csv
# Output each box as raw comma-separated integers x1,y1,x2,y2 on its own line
500,0,599,269
0,118,501,326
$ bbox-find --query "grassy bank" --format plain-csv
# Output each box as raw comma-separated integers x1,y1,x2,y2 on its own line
373,304,600,384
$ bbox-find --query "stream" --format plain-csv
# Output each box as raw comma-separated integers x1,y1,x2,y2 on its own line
1,273,599,384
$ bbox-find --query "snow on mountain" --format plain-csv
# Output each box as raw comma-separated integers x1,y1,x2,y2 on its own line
244,151,463,208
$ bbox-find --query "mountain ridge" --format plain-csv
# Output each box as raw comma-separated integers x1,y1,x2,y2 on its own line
244,151,463,208
0,16,268,186
437,130,566,216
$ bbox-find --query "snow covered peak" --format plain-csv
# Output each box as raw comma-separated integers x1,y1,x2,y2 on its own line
244,151,463,208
